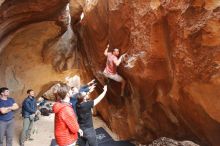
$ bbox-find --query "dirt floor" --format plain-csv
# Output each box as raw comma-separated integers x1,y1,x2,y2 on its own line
11,112,118,146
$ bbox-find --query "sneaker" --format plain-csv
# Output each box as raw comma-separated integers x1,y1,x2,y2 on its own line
27,137,34,141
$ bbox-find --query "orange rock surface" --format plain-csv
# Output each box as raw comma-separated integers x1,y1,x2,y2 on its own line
0,0,220,145
79,0,220,145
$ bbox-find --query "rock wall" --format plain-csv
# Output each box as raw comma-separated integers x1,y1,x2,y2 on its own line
0,0,90,103
0,0,220,145
79,0,220,145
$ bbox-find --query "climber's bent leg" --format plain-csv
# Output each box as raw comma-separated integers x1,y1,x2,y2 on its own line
121,79,126,97
103,72,125,96
103,72,123,82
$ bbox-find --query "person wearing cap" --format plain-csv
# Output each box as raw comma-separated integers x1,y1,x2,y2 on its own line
76,85,107,146
103,44,126,97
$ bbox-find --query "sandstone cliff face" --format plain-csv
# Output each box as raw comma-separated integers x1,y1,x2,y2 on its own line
0,0,220,145
78,0,220,145
0,0,90,103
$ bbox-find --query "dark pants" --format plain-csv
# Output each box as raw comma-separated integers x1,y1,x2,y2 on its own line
79,127,97,146
20,118,34,144
0,119,14,146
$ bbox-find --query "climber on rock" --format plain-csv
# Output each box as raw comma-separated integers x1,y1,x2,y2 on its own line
103,44,126,97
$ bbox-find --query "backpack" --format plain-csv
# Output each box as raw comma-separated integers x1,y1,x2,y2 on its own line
40,108,50,116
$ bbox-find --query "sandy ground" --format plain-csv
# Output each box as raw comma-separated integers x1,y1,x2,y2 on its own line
10,112,118,146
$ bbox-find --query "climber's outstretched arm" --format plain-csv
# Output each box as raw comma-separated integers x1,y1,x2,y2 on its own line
104,44,110,56
114,53,126,66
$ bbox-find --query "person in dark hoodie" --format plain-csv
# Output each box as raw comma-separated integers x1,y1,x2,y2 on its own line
53,83,83,146
76,85,107,146
20,89,37,146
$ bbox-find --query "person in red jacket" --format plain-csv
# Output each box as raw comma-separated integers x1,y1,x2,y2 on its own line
53,84,83,146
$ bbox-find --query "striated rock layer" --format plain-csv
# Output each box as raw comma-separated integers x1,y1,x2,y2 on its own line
79,0,220,145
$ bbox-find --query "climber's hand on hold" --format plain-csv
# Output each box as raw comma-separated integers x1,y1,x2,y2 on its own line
121,53,127,61
104,44,109,56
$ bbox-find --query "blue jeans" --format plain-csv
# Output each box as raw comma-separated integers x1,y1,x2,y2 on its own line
0,119,14,146
78,127,97,146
